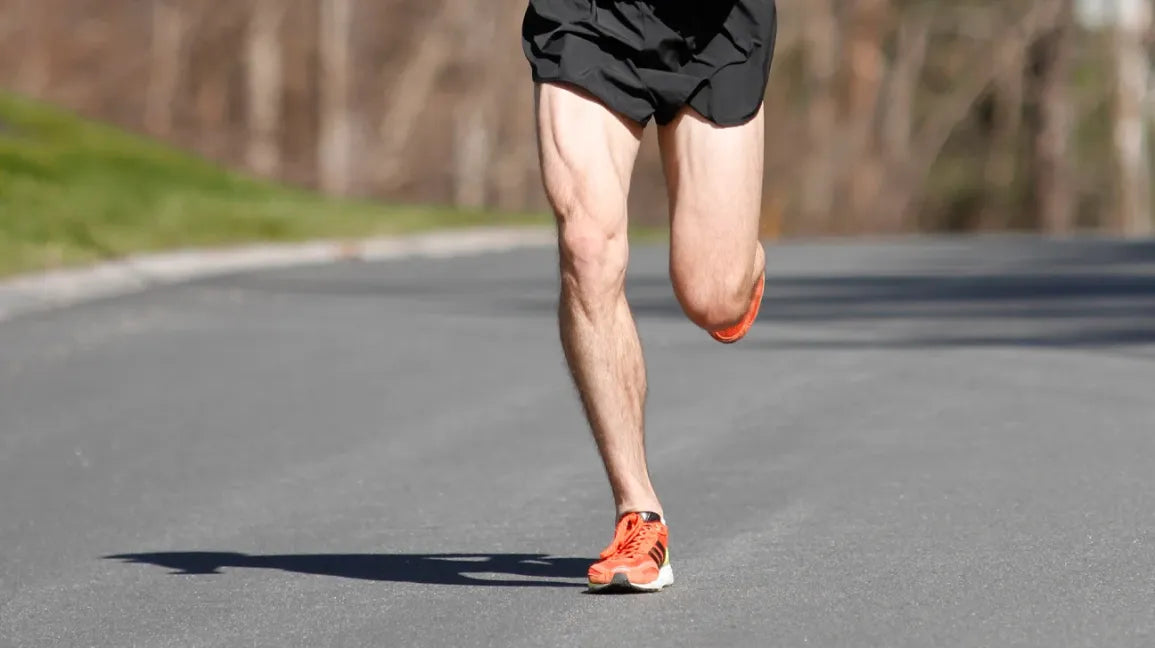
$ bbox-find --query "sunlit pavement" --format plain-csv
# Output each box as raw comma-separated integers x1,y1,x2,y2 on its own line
1,237,1153,647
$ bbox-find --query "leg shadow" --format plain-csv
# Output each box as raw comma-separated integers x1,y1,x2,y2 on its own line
104,552,590,588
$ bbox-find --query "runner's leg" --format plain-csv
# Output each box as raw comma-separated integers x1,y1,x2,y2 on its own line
659,106,767,332
535,82,662,517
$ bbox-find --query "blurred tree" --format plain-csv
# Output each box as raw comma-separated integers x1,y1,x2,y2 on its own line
840,0,889,231
318,0,353,195
982,10,1027,230
13,0,50,96
452,0,497,208
1111,0,1153,236
246,0,286,177
1030,0,1076,234
799,0,839,232
490,0,539,212
1,0,1151,236
878,8,930,231
377,0,456,192
146,0,186,137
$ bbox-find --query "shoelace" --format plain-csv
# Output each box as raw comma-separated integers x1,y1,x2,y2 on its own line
600,515,661,560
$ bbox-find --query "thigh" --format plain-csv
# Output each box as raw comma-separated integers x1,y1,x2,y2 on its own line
659,106,765,283
535,82,644,240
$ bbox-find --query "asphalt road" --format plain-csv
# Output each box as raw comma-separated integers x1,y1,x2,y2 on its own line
1,237,1153,647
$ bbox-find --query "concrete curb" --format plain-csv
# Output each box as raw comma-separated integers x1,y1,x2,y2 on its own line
0,226,556,324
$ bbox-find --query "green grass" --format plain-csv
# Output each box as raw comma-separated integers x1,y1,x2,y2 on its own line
0,92,549,279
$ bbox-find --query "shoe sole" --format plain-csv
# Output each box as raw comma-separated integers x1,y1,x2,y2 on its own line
710,273,765,344
587,564,674,593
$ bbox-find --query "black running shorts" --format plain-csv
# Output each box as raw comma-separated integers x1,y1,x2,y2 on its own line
522,0,778,127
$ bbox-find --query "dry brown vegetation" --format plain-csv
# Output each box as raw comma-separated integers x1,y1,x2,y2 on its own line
2,0,1151,237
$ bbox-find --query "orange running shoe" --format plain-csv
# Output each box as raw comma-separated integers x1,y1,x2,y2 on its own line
588,511,673,593
710,272,765,344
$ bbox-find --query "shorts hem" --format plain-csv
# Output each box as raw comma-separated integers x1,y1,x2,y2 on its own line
530,71,656,127
685,51,775,126
691,100,766,128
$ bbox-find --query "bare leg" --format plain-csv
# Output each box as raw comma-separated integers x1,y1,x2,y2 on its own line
534,83,662,517
659,106,767,330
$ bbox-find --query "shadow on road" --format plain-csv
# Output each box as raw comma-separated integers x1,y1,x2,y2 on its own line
627,272,1155,350
201,240,1155,350
104,552,589,588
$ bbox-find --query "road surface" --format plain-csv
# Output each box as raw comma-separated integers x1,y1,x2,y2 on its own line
1,237,1153,647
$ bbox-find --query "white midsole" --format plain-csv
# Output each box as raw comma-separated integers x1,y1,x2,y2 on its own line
588,564,675,592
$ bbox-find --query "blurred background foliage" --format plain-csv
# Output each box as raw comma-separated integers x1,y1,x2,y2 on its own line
1,0,1153,244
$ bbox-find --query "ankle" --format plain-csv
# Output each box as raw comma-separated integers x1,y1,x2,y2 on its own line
616,502,664,521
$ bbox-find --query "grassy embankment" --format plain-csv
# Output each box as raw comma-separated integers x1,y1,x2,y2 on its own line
0,92,549,279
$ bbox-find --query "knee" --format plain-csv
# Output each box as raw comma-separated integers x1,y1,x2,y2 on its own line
556,205,627,300
673,270,753,331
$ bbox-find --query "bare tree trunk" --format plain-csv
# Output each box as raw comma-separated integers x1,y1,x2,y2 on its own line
377,0,458,191
1032,0,1075,234
891,3,1065,227
1112,0,1153,236
878,9,930,231
800,0,840,232
318,0,354,195
451,1,500,208
145,0,185,136
196,68,229,133
246,0,287,177
981,38,1026,230
841,0,889,231
453,110,491,207
491,0,538,213
492,67,537,211
488,0,539,213
15,0,50,96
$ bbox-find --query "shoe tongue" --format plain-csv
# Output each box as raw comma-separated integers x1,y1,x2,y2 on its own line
634,511,662,524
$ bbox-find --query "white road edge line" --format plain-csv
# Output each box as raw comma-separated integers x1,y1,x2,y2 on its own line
0,226,556,324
